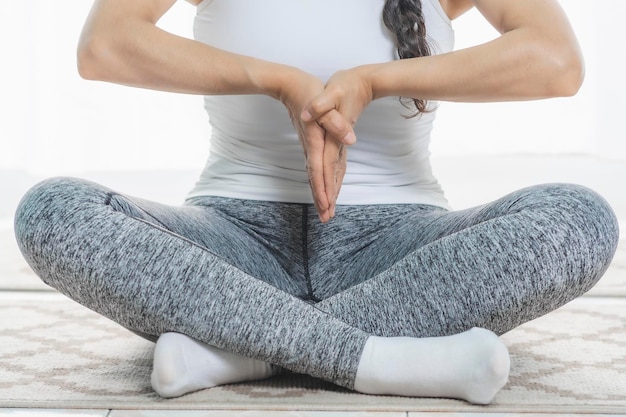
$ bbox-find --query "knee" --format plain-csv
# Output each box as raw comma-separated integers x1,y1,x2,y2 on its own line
15,177,88,242
544,183,618,244
531,183,619,288
14,177,108,286
569,183,620,274
16,177,62,244
520,183,617,235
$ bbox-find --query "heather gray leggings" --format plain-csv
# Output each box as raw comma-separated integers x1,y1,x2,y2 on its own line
14,177,619,389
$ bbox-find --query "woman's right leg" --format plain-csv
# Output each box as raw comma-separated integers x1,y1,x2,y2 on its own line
14,177,509,403
13,177,369,390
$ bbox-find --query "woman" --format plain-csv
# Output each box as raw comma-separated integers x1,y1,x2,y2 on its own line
14,0,618,405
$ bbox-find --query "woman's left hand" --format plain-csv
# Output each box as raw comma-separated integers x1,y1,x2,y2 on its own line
300,67,374,216
301,67,374,132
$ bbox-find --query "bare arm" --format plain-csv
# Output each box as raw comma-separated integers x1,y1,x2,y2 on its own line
77,0,293,97
365,0,585,102
77,0,355,222
303,0,585,126
300,0,584,219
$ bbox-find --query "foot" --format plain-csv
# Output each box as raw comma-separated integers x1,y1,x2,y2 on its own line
151,332,276,398
354,327,510,404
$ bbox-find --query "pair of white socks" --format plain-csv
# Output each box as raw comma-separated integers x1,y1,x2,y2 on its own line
151,327,509,404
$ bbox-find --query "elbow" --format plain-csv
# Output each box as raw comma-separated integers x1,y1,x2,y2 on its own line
76,34,119,82
77,38,104,81
546,47,585,98
76,41,99,81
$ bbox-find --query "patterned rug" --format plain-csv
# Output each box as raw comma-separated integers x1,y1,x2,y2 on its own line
0,294,624,413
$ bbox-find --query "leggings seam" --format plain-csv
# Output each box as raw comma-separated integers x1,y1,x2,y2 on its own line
114,207,257,282
107,192,172,230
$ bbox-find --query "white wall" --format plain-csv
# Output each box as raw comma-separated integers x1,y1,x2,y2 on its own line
1,1,209,174
431,2,626,159
1,1,624,176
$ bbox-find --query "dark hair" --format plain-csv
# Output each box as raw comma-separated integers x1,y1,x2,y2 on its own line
382,0,431,115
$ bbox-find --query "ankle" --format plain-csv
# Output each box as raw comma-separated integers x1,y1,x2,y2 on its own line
353,328,510,404
151,333,194,398
151,332,277,398
463,331,510,404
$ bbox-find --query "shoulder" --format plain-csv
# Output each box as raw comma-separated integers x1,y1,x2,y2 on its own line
438,0,474,20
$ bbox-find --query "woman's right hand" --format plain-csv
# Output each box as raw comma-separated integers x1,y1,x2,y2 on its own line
277,70,356,223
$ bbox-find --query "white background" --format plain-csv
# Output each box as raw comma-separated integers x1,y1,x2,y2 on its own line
1,1,625,176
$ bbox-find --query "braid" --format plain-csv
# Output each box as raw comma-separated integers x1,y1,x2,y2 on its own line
383,0,432,115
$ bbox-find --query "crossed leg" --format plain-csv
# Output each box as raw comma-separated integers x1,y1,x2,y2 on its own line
15,178,369,388
152,183,618,401
14,178,618,403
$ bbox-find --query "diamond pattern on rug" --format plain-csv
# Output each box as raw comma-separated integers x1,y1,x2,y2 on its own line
0,294,624,412
499,299,626,403
0,297,154,397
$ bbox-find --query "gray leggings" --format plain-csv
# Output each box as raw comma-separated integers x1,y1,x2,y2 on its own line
14,177,619,389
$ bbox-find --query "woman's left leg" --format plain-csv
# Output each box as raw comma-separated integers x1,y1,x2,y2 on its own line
315,183,619,337
310,183,618,397
153,183,618,401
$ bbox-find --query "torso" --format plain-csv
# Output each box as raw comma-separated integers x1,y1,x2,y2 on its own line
187,0,456,207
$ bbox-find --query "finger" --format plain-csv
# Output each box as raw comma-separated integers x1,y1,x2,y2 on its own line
301,93,336,123
323,137,346,219
323,140,339,215
331,144,347,218
332,151,347,218
318,109,356,145
304,123,330,217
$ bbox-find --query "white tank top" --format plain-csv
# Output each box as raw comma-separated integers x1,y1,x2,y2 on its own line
188,0,454,208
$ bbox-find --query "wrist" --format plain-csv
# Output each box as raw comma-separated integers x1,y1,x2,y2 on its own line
357,62,391,101
362,60,421,101
246,59,301,101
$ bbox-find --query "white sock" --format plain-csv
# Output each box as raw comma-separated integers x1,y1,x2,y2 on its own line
354,327,510,404
151,332,276,398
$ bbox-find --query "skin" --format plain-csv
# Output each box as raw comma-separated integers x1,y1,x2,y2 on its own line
77,0,584,222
